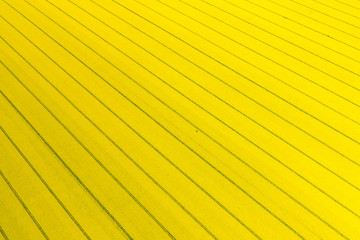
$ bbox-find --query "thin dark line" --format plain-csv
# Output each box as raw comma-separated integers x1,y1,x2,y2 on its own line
197,0,360,80
240,0,360,52
0,56,170,239
216,0,360,64
137,0,360,126
330,0,360,11
59,0,360,227
15,0,353,237
0,89,133,239
49,0,360,219
174,0,360,99
155,0,360,109
98,0,360,218
84,0,360,167
264,0,360,41
197,0,360,79
292,0,360,25
0,126,90,239
126,0,360,144
0,225,9,240
0,5,261,238
73,0,360,177
32,1,301,236
1,23,175,239
0,120,91,239
0,1,348,238
29,0,353,235
20,1,319,238
1,6,253,238
0,36,217,240
106,0,360,146
132,0,360,164
0,167,49,239
45,0,360,215
48,0,360,220
7,0,358,236
0,36,217,239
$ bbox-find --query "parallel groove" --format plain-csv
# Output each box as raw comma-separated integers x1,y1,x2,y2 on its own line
264,0,360,41
65,0,360,205
0,35,217,240
27,0,359,228
0,124,92,240
0,12,262,238
125,0,360,163
102,0,360,148
1,0,360,238
288,0,360,26
0,225,8,240
196,0,360,83
243,0,360,52
166,0,360,103
0,88,134,239
0,165,49,239
217,0,360,64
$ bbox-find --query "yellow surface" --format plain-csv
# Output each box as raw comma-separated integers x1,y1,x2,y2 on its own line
1,0,360,239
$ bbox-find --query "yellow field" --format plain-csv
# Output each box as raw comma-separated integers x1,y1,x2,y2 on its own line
1,0,360,239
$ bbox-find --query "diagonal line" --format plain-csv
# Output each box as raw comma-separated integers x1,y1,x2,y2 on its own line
2,0,358,237
0,224,9,240
105,0,360,146
32,0,360,222
237,0,360,52
0,86,133,240
172,0,360,99
0,60,168,239
41,0,360,212
195,0,360,81
0,33,218,240
0,165,49,239
330,0,360,11
216,0,360,64
1,50,260,239
0,125,92,240
73,0,360,167
65,0,360,182
263,0,360,41
125,0,360,165
290,0,360,26
135,0,360,126
0,32,173,239
2,0,353,237
0,7,263,238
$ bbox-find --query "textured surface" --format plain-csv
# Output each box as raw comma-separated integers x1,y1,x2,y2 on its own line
1,0,360,239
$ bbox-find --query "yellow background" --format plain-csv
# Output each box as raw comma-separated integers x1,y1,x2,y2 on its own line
1,0,360,239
